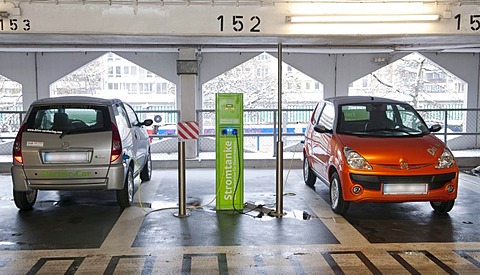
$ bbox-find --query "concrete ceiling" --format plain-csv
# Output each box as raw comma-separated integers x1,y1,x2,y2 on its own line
0,0,479,53
0,33,479,53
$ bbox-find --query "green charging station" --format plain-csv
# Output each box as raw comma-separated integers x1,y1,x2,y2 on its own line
215,93,244,210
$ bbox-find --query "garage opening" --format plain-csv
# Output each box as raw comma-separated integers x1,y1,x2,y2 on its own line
348,52,471,148
50,53,177,144
0,75,22,154
348,52,466,110
202,52,323,155
50,52,176,111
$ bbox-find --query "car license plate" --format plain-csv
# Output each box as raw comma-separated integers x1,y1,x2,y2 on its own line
383,184,428,195
43,152,89,163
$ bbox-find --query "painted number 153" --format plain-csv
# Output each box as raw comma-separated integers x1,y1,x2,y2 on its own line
0,19,31,31
217,15,261,33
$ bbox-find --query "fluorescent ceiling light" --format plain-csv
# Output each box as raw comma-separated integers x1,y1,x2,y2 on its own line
286,14,440,23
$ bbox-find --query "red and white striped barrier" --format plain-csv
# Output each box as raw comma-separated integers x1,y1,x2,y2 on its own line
177,121,199,141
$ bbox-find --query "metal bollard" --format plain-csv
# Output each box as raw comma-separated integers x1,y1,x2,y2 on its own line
174,141,190,218
273,140,285,217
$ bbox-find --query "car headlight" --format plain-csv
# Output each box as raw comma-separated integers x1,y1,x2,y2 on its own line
344,147,372,170
436,148,455,169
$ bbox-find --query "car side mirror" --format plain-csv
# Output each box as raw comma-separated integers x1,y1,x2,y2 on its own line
142,119,154,127
314,125,332,134
429,124,442,133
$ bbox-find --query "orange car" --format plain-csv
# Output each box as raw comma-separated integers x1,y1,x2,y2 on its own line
303,96,458,215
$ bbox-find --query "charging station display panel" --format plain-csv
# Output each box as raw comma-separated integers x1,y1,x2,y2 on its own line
215,93,244,210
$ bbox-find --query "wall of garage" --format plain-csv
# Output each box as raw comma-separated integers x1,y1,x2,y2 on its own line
0,50,478,111
1,49,479,156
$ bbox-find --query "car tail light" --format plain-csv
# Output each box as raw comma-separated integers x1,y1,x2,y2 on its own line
110,123,122,162
13,124,25,164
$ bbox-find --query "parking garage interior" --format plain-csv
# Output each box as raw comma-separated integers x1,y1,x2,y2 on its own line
1,0,480,274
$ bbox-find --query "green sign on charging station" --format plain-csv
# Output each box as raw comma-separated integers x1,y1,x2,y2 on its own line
216,93,244,210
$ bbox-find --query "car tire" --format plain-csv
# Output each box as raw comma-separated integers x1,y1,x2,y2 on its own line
330,172,350,215
140,150,152,182
117,166,134,208
303,157,316,187
13,189,37,211
430,200,455,213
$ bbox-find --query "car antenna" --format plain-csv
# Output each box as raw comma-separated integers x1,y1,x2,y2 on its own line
370,96,374,100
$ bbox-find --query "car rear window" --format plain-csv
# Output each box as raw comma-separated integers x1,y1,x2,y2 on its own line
24,105,110,134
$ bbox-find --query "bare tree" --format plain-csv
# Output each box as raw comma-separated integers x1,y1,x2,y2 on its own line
362,53,460,109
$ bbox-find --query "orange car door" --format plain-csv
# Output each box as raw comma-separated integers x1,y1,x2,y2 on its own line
307,102,333,179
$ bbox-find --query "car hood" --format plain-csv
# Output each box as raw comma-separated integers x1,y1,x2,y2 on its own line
337,133,446,166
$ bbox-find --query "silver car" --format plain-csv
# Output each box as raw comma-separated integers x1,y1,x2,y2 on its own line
11,96,153,210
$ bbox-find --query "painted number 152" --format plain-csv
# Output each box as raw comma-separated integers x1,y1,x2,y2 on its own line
217,15,261,33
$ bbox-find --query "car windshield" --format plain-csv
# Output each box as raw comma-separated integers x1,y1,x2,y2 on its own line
337,102,430,137
24,104,110,134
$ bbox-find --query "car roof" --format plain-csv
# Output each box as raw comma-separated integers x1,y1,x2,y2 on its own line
30,96,122,106
325,96,406,106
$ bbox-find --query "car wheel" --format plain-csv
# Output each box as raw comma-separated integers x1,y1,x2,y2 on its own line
117,166,134,208
140,151,152,182
13,189,37,211
303,157,316,187
330,172,350,215
430,200,455,213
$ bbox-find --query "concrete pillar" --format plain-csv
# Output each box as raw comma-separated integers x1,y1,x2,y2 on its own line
177,48,198,159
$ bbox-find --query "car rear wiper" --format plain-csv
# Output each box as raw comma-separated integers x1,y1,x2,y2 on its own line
59,128,95,139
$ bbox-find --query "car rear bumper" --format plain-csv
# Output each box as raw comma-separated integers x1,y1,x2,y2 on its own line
339,170,459,202
11,163,126,191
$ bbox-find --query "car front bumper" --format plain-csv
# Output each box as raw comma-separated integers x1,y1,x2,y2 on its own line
339,169,459,203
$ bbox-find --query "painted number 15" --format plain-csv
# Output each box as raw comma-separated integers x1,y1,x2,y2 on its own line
454,14,480,31
217,15,261,33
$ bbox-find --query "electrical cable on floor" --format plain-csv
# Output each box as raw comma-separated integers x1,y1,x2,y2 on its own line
232,132,244,215
188,177,223,209
232,132,272,218
136,145,224,216
133,156,177,215
131,156,149,213
283,141,300,197
135,135,301,217
250,140,301,215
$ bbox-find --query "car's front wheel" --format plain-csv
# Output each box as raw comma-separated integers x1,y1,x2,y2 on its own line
117,166,134,208
330,172,350,215
140,150,152,182
303,157,316,187
13,189,37,211
430,200,455,213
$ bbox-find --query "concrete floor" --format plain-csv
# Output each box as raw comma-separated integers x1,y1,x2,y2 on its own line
0,168,479,274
